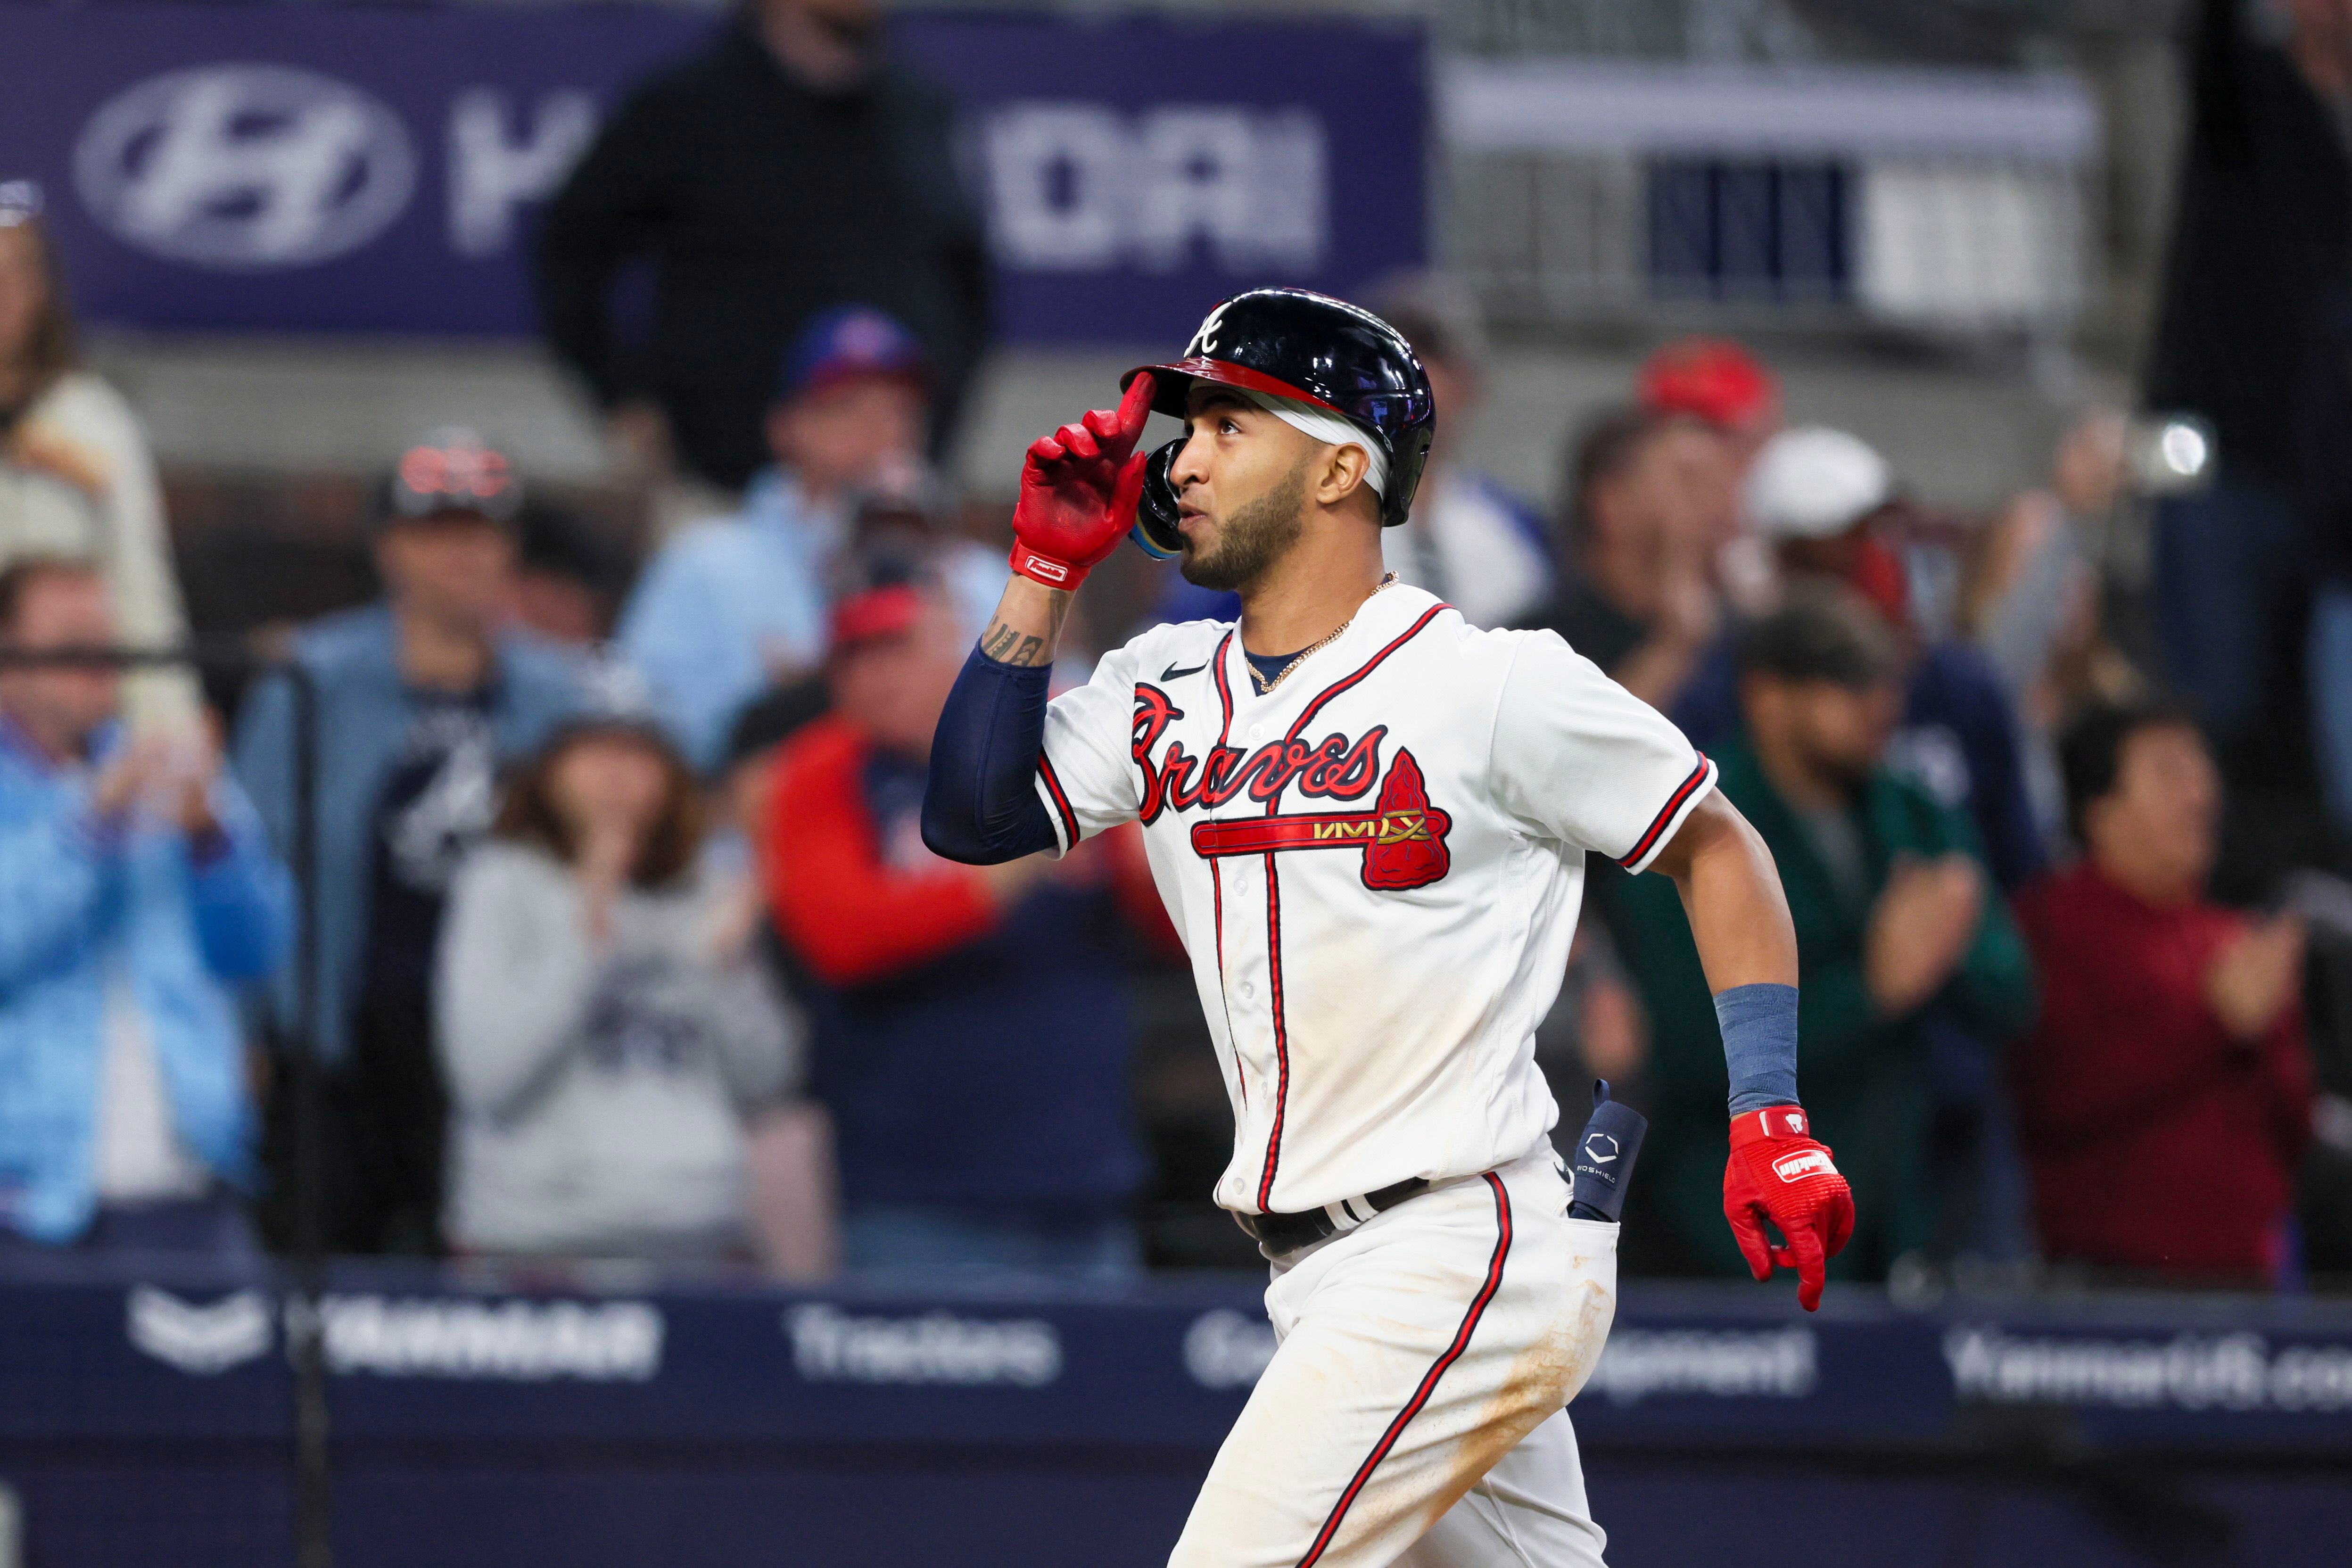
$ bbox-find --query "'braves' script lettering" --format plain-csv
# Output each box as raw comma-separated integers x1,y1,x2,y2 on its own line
1132,686,1386,824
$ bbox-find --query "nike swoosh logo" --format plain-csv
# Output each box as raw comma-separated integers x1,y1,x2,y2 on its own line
1160,660,1209,681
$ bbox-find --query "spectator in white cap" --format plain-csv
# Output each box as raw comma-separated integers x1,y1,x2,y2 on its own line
1701,425,2045,1268
1742,426,1906,617
1719,426,2045,893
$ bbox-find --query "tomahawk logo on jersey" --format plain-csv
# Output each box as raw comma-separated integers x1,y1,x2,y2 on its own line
1031,582,1717,1217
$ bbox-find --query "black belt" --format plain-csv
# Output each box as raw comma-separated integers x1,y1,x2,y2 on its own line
1234,1177,1432,1257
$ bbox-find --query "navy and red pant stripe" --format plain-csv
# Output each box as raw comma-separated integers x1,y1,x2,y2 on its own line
1293,1172,1514,1568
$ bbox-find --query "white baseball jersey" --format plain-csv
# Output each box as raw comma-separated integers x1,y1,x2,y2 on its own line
1033,583,1717,1216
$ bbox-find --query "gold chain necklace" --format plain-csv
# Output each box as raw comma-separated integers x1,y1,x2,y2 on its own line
1249,573,1399,694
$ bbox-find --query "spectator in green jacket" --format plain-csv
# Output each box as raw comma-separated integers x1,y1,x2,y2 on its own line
1607,586,2035,1279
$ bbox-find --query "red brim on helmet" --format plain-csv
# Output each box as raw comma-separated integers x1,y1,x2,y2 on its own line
1120,357,1348,422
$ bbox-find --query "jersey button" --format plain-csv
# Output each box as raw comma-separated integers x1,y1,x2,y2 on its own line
1249,724,1264,739
1237,980,1257,1001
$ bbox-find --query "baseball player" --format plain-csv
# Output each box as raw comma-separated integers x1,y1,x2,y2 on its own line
922,289,1854,1567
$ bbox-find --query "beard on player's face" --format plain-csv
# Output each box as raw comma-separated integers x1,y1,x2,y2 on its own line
1179,454,1310,593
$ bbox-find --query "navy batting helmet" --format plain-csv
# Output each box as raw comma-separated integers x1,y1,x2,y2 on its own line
1122,289,1435,554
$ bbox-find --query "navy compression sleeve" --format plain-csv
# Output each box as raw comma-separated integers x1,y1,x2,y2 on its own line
1714,982,1801,1116
921,647,1061,864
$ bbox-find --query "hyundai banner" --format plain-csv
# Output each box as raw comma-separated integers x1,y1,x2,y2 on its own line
0,3,1425,343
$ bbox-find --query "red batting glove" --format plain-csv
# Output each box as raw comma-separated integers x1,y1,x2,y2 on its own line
1008,372,1156,591
1723,1105,1855,1312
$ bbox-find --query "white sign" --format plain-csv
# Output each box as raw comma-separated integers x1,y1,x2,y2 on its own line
983,103,1327,274
125,1286,664,1381
784,1303,1063,1388
1582,1327,1818,1406
447,88,597,259
319,1294,664,1381
1945,1326,2352,1413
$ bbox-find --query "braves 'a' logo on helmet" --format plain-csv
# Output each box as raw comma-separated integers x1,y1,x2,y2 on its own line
1187,300,1232,359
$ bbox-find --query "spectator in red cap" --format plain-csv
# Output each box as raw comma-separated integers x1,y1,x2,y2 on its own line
762,563,1147,1274
1638,336,1781,461
618,306,1005,773
1638,337,1781,616
2014,702,2314,1284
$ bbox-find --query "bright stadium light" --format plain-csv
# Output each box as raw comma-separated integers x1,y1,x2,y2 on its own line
2158,418,2210,479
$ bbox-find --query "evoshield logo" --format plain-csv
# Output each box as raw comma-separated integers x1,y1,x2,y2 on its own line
75,65,417,268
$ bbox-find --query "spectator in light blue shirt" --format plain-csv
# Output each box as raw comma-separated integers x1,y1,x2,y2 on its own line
0,558,289,1257
618,306,1002,773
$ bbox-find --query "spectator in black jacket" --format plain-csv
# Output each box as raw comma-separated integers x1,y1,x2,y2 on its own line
2143,0,2352,865
534,0,990,495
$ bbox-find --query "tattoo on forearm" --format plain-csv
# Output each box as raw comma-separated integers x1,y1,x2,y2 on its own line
980,617,1052,668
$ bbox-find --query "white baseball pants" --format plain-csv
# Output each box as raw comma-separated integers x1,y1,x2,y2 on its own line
1169,1148,1618,1568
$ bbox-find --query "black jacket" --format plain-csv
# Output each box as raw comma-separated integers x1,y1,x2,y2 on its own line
2145,0,2352,510
534,25,990,490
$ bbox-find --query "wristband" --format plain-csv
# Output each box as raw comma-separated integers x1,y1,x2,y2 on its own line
1009,542,1085,591
1729,1103,1819,1150
1714,981,1800,1116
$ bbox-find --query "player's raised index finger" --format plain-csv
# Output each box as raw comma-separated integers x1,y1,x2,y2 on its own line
1114,372,1157,448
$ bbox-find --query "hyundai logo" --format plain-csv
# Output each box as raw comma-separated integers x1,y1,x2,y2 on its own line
74,65,417,270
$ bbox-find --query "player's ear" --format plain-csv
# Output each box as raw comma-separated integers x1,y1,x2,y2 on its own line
1315,443,1373,510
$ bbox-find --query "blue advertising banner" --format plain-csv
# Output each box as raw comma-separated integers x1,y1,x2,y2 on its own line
0,2,1425,343
9,1262,2352,1455
5,1263,2351,1566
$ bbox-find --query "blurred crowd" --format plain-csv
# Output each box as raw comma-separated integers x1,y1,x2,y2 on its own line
2,0,2351,1295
